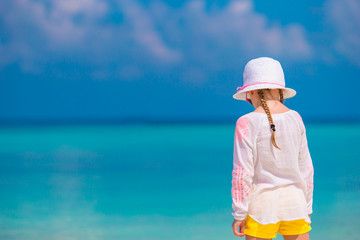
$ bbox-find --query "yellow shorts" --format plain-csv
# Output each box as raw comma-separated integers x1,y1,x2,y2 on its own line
244,215,311,239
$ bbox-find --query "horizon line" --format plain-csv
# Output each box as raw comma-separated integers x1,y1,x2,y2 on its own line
0,116,359,126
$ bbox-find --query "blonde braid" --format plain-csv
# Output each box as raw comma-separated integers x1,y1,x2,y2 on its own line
279,89,284,103
258,89,282,151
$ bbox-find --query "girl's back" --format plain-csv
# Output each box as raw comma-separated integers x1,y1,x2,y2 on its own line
233,109,313,224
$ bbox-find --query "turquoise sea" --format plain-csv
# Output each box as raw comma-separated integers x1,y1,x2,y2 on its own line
0,123,359,240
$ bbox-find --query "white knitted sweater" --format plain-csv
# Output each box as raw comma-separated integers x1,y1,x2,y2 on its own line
231,109,314,224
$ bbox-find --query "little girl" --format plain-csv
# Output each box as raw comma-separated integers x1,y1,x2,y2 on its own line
231,57,314,240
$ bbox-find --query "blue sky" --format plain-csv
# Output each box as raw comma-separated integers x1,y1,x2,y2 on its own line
0,0,359,122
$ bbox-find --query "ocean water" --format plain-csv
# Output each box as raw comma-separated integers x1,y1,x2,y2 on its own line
0,123,359,240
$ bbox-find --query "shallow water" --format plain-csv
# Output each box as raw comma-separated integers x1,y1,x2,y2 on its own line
0,123,359,239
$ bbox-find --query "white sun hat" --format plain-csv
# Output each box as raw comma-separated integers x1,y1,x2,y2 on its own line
233,57,296,100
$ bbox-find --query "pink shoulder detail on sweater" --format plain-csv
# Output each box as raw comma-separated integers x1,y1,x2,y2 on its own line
235,116,250,142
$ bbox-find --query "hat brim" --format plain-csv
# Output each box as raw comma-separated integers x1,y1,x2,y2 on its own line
233,84,296,100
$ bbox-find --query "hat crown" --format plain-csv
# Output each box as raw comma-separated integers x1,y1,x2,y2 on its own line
233,56,296,100
243,57,285,87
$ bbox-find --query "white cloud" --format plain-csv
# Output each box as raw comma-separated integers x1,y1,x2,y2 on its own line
117,0,182,62
0,0,313,80
192,0,312,59
325,0,360,66
53,0,107,15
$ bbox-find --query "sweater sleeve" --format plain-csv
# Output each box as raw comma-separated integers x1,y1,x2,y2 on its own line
298,120,314,215
231,116,254,220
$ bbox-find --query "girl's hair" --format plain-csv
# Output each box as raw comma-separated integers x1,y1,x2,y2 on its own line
257,89,284,151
